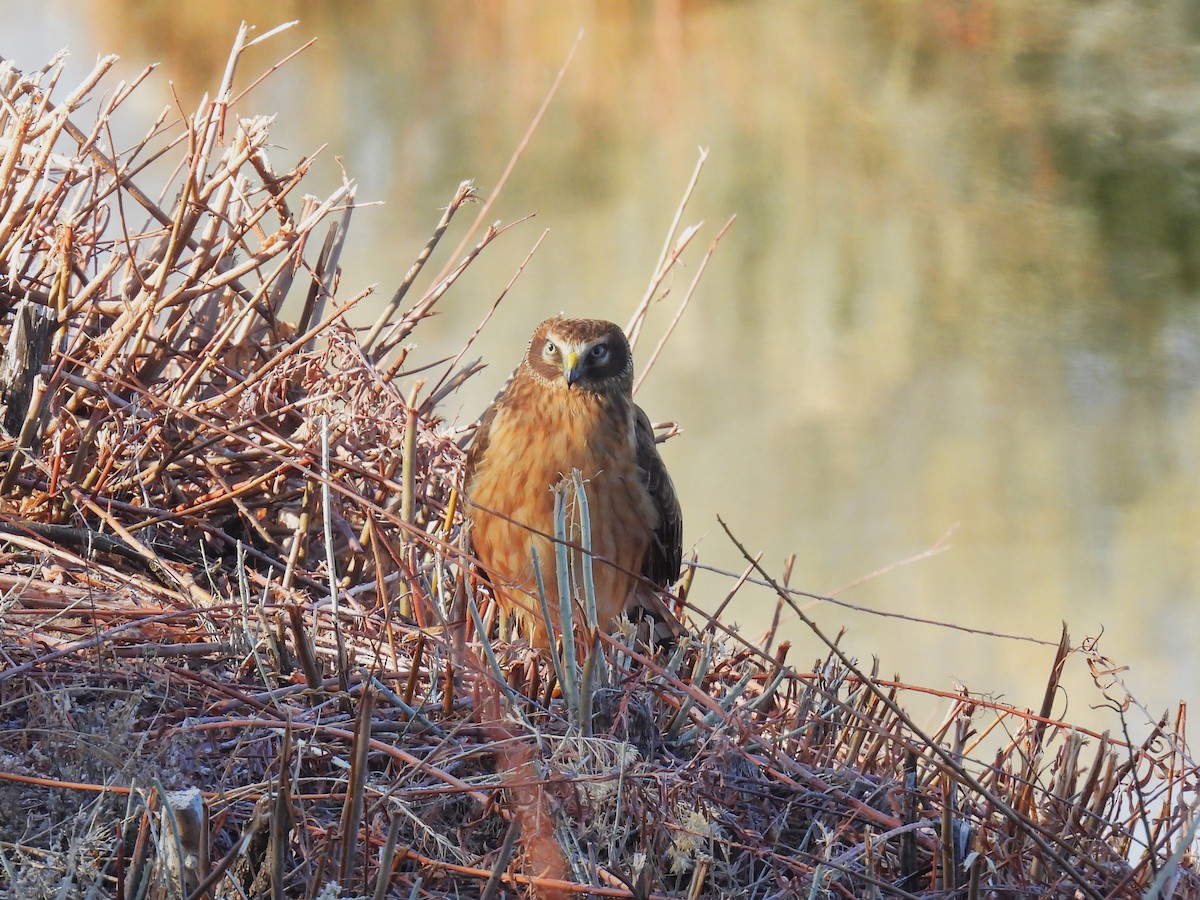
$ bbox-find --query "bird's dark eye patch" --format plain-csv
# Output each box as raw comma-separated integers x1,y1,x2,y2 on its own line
590,343,608,358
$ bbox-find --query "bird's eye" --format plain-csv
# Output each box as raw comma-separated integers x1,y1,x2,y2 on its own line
590,343,608,359
544,341,557,355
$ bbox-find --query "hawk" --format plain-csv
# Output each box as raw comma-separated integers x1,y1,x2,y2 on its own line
464,316,683,646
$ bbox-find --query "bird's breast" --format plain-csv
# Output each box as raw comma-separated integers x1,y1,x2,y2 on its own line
467,386,650,530
481,389,629,477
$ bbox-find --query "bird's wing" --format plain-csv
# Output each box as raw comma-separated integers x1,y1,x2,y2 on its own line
634,404,682,586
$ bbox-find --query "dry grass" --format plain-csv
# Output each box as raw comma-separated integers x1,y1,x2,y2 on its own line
0,29,1197,900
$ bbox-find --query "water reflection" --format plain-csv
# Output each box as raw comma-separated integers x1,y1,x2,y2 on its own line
6,0,1199,727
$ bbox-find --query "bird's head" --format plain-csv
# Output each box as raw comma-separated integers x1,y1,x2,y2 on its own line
524,316,634,392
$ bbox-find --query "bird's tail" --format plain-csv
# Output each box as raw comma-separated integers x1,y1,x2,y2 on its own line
628,583,686,645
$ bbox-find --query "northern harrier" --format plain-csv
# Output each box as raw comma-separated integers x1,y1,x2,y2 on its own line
464,316,683,646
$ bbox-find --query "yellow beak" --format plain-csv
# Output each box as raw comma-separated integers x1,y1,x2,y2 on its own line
564,351,581,386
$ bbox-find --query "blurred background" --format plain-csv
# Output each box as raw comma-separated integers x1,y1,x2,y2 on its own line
4,1,1198,735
